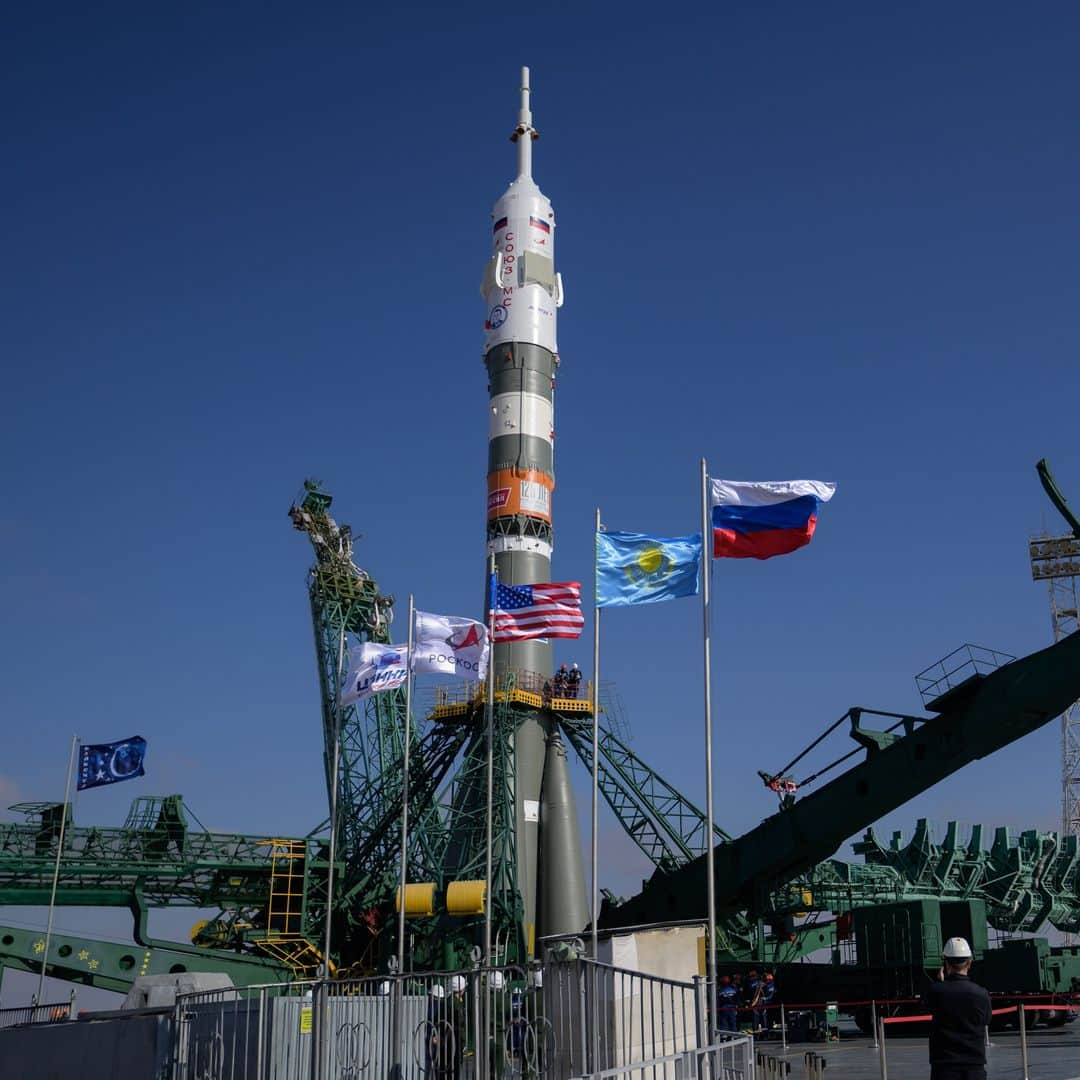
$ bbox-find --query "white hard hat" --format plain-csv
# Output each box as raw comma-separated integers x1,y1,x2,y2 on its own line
377,980,391,996
430,984,446,998
451,975,466,993
943,937,973,959
489,971,505,990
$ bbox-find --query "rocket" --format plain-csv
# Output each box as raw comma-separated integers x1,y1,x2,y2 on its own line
481,68,588,946
483,64,561,579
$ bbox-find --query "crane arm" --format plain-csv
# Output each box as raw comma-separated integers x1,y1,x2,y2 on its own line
601,628,1080,928
1037,458,1080,538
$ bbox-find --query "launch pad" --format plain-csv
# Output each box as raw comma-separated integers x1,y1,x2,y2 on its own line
2,72,1080,1045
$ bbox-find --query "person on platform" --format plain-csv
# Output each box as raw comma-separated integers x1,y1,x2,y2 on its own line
717,976,738,1033
567,662,582,698
924,937,992,1080
743,969,760,1031
757,973,776,1033
553,664,568,697
731,973,744,1029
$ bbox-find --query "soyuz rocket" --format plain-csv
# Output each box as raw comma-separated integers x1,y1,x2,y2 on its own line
481,69,589,946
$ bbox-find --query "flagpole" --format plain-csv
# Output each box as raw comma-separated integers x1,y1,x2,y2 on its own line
700,458,718,1036
484,553,497,967
323,625,346,980
591,509,601,963
397,594,415,975
37,733,78,1004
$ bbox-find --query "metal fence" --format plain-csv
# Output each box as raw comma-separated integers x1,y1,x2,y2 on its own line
169,959,752,1080
0,996,74,1028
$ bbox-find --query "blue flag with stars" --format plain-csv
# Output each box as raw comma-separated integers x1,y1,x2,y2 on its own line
596,531,702,608
77,736,147,791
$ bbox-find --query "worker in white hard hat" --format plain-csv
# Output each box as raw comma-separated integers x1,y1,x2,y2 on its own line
923,937,992,1080
442,974,468,1080
567,662,582,698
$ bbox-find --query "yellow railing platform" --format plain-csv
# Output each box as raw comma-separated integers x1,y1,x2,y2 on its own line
428,680,593,721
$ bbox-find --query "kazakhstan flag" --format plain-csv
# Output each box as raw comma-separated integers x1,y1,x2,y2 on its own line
596,531,702,608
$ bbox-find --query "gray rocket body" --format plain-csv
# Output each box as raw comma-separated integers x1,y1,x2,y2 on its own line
482,68,588,948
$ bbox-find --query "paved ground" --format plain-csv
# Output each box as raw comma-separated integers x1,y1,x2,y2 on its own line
754,1027,1080,1079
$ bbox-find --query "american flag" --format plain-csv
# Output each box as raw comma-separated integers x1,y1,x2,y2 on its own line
490,580,584,641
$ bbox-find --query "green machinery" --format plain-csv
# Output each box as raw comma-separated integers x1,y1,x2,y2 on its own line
4,473,1080,997
284,480,727,969
0,795,316,990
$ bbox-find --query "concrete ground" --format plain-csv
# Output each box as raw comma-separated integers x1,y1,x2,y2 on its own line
753,1027,1080,1080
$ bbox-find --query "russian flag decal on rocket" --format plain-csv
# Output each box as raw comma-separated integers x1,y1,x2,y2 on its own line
710,479,836,559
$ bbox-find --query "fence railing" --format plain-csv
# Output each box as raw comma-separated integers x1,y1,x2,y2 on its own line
427,671,592,710
0,997,74,1028
915,644,1015,705
168,958,745,1080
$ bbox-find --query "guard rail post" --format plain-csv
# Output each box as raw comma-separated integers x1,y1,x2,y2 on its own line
256,986,268,1080
309,979,321,1080
877,1017,888,1080
869,1000,878,1050
390,976,404,1080
472,969,484,1080
693,976,708,1051
1019,1003,1029,1080
577,960,589,1076
780,1002,787,1050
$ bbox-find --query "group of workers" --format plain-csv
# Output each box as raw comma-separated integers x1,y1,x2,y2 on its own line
545,663,582,699
717,970,776,1033
426,975,469,1079
425,974,538,1080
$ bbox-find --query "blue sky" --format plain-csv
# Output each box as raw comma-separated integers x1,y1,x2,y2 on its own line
3,2,1079,1004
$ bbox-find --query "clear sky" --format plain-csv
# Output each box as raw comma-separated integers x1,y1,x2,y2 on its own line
3,2,1079,1006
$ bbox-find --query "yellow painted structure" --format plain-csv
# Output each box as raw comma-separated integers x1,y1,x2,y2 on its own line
396,882,436,916
446,880,487,916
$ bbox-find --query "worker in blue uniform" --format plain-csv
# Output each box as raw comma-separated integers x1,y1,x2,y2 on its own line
717,976,738,1033
758,973,776,1033
743,970,760,1032
553,664,568,696
924,937,992,1080
567,662,582,698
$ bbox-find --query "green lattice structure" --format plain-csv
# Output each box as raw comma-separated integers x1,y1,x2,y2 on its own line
6,480,1080,996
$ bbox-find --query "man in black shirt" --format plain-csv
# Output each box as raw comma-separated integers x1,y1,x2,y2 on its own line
924,937,992,1080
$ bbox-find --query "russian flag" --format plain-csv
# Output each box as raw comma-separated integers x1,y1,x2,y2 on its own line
711,479,836,559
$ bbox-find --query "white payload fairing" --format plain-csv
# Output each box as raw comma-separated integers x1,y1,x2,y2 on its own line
481,70,563,368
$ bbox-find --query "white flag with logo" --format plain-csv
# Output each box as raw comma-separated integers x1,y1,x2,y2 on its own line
412,610,490,680
339,642,408,706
